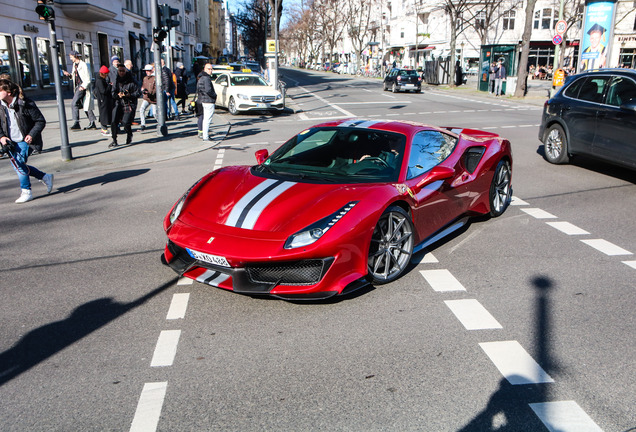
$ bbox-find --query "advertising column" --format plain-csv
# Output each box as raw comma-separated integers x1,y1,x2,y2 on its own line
578,0,617,72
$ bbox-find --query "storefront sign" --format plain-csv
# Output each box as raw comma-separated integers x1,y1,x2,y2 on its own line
23,24,39,33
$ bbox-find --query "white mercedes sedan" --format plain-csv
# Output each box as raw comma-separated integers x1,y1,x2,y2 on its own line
213,72,284,115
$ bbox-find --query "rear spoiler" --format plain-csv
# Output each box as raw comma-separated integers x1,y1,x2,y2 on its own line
442,127,500,139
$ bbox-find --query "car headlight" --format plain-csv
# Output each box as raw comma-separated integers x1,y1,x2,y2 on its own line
275,93,283,100
169,178,204,225
285,201,358,249
237,93,250,100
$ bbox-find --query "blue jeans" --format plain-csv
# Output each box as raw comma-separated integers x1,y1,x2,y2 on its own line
9,141,45,190
165,93,179,117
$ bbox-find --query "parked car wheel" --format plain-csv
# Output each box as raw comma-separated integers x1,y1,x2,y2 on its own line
228,97,239,115
489,159,512,217
392,83,399,93
367,206,414,284
543,124,570,164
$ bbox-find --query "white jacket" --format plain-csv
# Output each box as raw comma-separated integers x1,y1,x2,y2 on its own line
72,60,94,111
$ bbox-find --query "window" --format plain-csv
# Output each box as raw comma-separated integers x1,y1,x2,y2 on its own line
618,48,636,68
475,11,486,30
0,34,17,82
14,35,36,88
605,77,636,107
503,10,515,30
534,8,553,30
563,77,586,98
577,77,610,104
36,38,52,86
407,130,457,179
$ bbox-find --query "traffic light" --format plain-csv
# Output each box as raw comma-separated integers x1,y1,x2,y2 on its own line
153,27,167,43
160,4,180,31
36,0,55,22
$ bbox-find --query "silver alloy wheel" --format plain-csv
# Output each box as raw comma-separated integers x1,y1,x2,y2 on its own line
489,160,512,217
392,83,398,93
545,128,564,160
228,97,238,115
368,207,414,284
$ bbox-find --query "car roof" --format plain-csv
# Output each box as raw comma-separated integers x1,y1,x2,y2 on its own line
571,68,636,78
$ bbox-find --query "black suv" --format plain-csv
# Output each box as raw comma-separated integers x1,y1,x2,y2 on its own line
383,68,422,93
539,68,636,170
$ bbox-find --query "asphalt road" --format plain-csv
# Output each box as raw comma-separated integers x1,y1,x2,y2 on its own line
0,67,634,431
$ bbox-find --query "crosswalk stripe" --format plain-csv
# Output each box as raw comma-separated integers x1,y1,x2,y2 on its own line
581,239,632,256
420,269,466,292
529,401,603,432
479,340,554,384
444,299,503,330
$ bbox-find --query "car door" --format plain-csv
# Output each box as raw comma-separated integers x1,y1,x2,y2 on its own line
214,74,229,107
561,76,611,154
592,75,636,167
404,130,465,241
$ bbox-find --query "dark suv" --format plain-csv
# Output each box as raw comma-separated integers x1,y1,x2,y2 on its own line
383,68,422,93
539,68,636,170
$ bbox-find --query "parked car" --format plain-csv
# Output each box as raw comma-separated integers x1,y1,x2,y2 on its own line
212,71,284,115
162,119,512,300
383,68,422,93
539,68,636,170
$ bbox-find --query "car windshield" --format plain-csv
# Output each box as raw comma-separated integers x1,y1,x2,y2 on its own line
254,127,406,183
231,75,268,86
399,70,418,77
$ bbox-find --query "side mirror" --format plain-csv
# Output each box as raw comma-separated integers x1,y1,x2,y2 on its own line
255,149,269,164
413,166,455,193
619,99,636,113
220,81,228,87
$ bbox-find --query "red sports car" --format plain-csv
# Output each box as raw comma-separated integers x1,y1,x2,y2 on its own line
162,119,512,300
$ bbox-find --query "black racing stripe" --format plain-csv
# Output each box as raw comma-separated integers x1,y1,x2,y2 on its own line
203,271,221,284
235,180,285,228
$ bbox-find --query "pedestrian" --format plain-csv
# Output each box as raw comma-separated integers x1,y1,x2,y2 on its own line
174,62,189,115
108,55,120,86
196,63,217,141
454,60,464,86
139,64,156,131
94,65,113,136
64,50,96,130
488,63,496,93
110,64,139,148
0,78,53,203
494,59,507,96
161,59,179,120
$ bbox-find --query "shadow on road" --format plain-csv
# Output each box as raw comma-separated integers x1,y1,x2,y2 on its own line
56,168,150,193
0,276,178,387
457,275,559,431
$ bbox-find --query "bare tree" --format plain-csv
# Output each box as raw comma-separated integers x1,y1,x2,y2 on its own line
316,0,351,66
514,0,538,97
347,0,373,73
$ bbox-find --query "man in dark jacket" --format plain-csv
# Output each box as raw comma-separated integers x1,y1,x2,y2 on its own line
197,63,217,141
110,64,139,147
0,79,53,203
94,65,113,136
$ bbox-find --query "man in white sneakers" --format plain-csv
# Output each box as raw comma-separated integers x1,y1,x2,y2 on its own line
0,78,53,203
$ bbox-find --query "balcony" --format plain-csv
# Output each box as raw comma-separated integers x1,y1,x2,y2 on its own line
58,0,117,22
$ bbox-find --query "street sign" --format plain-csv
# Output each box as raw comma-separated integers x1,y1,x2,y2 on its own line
555,20,567,35
266,39,276,53
552,34,563,45
553,69,565,87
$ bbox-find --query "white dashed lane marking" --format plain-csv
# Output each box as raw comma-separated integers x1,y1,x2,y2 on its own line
623,260,636,270
411,251,438,264
166,293,190,320
529,401,603,432
479,341,555,385
150,330,182,367
546,221,590,236
177,276,194,285
129,382,168,432
444,299,503,330
521,207,558,219
420,269,467,292
580,239,632,256
510,196,529,206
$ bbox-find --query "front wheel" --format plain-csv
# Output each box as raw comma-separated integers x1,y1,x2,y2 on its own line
489,160,512,217
368,206,414,284
228,97,239,115
543,124,570,164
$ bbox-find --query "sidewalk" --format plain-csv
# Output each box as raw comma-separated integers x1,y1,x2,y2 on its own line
0,96,231,181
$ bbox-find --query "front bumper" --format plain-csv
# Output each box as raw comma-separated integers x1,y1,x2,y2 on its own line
237,100,284,112
162,240,341,299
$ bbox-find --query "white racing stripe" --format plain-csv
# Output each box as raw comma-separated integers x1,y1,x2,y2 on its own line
196,269,230,286
529,401,603,432
225,179,295,229
129,382,168,432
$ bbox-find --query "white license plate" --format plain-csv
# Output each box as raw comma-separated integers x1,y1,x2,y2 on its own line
256,103,270,108
403,84,415,87
186,248,230,267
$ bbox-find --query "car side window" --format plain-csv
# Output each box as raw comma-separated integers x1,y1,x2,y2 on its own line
563,77,586,98
407,130,457,180
605,77,636,107
577,77,610,104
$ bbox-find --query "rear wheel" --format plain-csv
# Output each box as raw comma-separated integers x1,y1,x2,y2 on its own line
368,206,414,284
392,83,398,93
543,124,570,164
228,97,239,115
489,160,512,217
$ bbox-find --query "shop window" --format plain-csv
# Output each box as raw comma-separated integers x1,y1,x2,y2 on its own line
37,38,52,86
15,35,36,88
112,46,123,63
0,34,17,82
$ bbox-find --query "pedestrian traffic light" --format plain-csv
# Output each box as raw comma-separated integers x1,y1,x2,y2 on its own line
36,0,55,22
160,4,180,31
153,26,167,43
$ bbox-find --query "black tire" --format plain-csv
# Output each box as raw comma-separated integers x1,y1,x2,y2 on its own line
383,82,388,91
368,206,414,284
543,124,570,164
489,159,512,217
228,97,239,115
